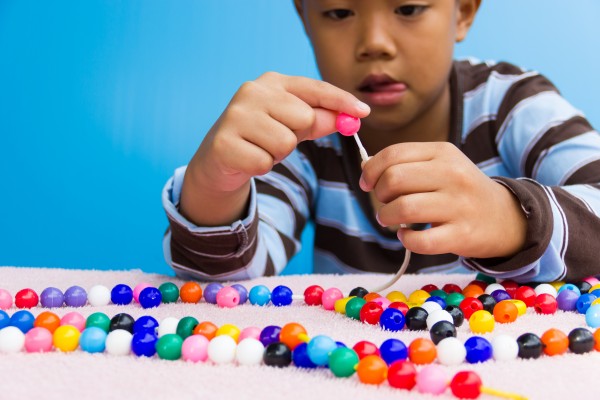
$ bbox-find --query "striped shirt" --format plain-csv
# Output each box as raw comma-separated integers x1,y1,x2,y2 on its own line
162,59,600,283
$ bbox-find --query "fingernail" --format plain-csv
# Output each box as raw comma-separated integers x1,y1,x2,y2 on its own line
356,101,370,111
359,176,368,191
375,212,387,227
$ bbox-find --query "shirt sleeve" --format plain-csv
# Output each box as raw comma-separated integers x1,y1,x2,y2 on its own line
462,72,600,282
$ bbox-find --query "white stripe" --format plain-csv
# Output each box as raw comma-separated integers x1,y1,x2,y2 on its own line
259,220,291,274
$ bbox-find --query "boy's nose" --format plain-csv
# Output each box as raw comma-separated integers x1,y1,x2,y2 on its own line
355,20,397,61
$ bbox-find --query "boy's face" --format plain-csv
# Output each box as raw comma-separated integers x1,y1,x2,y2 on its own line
296,0,479,133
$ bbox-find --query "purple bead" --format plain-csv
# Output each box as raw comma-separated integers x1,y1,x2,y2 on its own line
259,325,282,346
204,283,223,304
232,284,248,305
64,285,87,307
557,289,579,311
491,289,511,303
40,287,64,308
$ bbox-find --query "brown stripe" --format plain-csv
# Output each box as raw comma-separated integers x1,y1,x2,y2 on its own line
460,120,500,165
524,116,593,177
298,140,347,183
456,60,525,94
565,159,600,185
264,254,275,277
271,160,313,202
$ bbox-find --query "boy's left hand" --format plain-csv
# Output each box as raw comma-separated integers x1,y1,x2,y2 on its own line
359,142,527,259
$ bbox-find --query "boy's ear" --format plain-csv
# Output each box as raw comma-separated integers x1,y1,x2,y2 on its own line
456,0,481,42
294,0,305,23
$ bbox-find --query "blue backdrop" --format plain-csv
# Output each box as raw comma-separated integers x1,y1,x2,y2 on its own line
1,1,599,275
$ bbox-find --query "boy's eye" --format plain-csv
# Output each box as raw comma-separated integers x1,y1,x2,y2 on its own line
395,5,427,17
323,9,354,20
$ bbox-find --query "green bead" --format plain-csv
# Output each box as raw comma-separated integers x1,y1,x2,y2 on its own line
86,312,111,332
345,297,367,320
445,292,466,307
328,347,359,377
156,334,183,360
176,316,199,340
159,282,180,303
476,273,497,284
429,289,448,300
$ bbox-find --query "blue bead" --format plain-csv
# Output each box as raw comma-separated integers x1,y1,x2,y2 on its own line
491,289,511,302
576,293,598,314
131,330,158,357
292,342,318,368
379,338,408,365
271,285,293,306
591,289,600,298
425,296,446,309
259,325,282,347
139,287,162,309
464,336,493,363
79,327,107,353
379,307,405,332
558,283,581,296
249,285,271,306
204,283,223,304
585,304,600,328
231,284,248,304
336,341,347,348
0,310,10,329
133,316,159,334
307,335,337,366
9,310,35,333
111,284,133,305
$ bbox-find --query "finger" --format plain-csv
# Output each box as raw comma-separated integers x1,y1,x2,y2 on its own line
370,162,448,203
219,134,276,177
238,112,299,163
397,224,455,255
376,192,453,227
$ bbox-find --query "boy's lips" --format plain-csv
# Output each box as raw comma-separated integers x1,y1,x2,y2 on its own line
357,74,407,107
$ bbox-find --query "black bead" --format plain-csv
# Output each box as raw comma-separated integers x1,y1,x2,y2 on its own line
405,307,429,331
516,333,543,359
444,305,464,327
477,294,497,314
568,328,595,354
263,342,292,367
109,313,135,333
572,281,592,295
429,320,457,345
349,287,369,298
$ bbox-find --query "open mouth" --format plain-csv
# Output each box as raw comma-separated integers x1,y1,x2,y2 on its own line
358,74,407,93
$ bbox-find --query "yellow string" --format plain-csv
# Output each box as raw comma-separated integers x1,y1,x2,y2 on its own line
481,386,529,400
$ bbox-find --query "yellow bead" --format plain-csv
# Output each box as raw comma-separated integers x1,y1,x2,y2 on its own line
53,325,81,352
590,284,600,293
508,299,527,316
334,296,355,314
408,290,430,305
592,298,600,306
549,281,565,291
469,310,495,334
386,291,408,303
406,302,420,309
215,323,241,342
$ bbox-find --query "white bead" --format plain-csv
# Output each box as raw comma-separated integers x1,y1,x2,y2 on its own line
208,335,237,364
105,330,132,356
426,309,454,330
158,317,179,337
88,285,111,306
484,283,506,295
235,338,265,365
0,326,26,353
534,283,557,298
491,334,519,361
436,337,466,366
420,301,442,314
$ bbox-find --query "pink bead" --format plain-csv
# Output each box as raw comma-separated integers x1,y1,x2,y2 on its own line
321,288,344,311
335,113,361,136
216,286,240,308
239,326,261,341
415,365,449,395
61,312,86,332
133,282,152,303
0,289,12,310
583,276,600,286
372,297,392,309
181,335,209,362
24,327,53,353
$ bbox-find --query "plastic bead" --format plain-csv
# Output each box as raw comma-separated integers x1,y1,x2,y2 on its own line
379,338,408,365
34,311,61,333
491,289,512,303
425,295,446,309
334,296,354,314
303,285,324,306
139,287,162,309
491,334,519,361
557,283,581,296
405,307,429,331
459,297,483,320
248,285,271,306
109,313,135,333
132,315,159,334
53,325,81,352
86,312,112,333
131,330,158,357
158,317,179,337
279,322,307,350
356,355,388,385
238,326,261,342
442,283,463,294
0,289,12,310
516,333,543,359
429,289,448,300
408,289,430,305
469,310,495,334
216,286,241,308
379,307,406,332
426,309,453,330
156,333,184,361
271,285,293,306
234,337,263,365
345,297,367,320
493,300,518,323
500,280,519,298
111,284,133,306
104,329,132,356
408,338,436,365
0,326,26,353
556,289,579,311
535,293,558,314
568,327,595,354
420,300,442,315
180,282,203,304
321,288,343,310
215,323,241,342
353,340,380,359
182,334,209,363
535,283,558,298
450,370,483,399
386,291,408,303
541,328,569,356
40,287,64,308
421,284,439,293
484,283,505,295
292,342,318,369
24,326,53,353
508,299,527,316
445,305,465,327
416,364,448,395
436,337,466,366
464,336,493,363
87,285,111,307
132,282,151,303
61,311,85,332
429,320,457,345
594,328,600,351
263,342,292,367
387,360,417,389
389,301,409,316
359,301,383,325
336,113,361,136
585,304,600,328
193,321,217,340
15,288,39,309
574,280,592,294
176,316,199,340
158,282,180,304
307,335,337,366
259,325,282,347
576,293,598,314
231,284,248,304
10,310,35,333
462,284,484,299
328,347,360,377
515,285,536,307
63,286,87,307
477,294,496,313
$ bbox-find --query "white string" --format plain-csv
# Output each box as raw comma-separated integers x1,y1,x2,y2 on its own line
353,134,369,163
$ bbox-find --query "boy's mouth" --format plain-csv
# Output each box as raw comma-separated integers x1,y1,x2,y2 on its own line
357,74,407,106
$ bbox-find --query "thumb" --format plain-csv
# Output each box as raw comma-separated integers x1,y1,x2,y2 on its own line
295,108,341,141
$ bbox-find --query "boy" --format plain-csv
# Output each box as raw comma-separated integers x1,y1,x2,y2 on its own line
162,0,600,282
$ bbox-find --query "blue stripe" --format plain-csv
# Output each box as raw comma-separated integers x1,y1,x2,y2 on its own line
257,194,298,238
563,185,600,217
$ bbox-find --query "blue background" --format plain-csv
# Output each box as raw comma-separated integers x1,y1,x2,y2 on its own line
1,1,599,276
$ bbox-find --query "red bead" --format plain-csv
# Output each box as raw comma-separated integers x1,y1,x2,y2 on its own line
421,284,439,293
467,280,488,291
442,283,462,294
500,280,519,298
353,340,380,359
388,302,409,316
450,371,482,399
459,297,483,320
515,286,536,307
303,285,324,306
359,302,384,325
387,360,417,390
534,293,558,314
15,288,39,309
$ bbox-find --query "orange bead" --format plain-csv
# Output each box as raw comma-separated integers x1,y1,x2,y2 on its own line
541,328,569,356
279,323,307,350
594,328,600,352
363,292,381,302
408,338,437,365
462,284,484,298
180,282,203,303
193,321,218,340
34,311,61,333
356,355,388,385
493,300,518,323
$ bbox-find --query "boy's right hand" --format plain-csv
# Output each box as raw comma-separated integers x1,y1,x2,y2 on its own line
180,72,370,226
